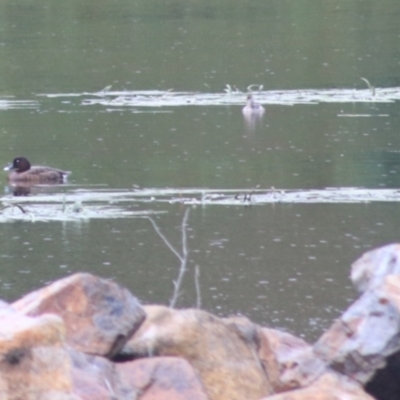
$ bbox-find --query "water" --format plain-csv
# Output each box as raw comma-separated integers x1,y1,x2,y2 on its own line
1,0,400,341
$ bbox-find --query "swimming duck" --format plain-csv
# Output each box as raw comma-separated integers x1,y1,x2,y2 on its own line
3,157,70,184
242,94,265,116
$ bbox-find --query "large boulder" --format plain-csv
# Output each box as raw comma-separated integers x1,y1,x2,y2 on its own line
120,305,272,400
258,327,326,393
0,301,75,400
69,347,208,399
315,266,400,384
69,347,118,400
351,243,400,292
259,372,375,400
314,243,400,400
116,357,209,400
13,273,145,357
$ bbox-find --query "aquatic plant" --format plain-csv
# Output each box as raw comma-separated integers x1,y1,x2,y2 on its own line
360,77,375,96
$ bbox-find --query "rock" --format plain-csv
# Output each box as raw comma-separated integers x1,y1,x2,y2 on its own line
12,272,146,358
351,243,400,293
69,348,208,400
0,302,76,400
69,348,119,400
116,357,209,400
258,327,326,393
259,372,374,400
8,242,400,399
120,305,272,400
365,351,400,400
314,274,400,384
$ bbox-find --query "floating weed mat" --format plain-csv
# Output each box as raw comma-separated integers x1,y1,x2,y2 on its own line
2,187,400,219
0,97,39,110
1,188,400,206
38,86,400,108
0,199,164,223
185,188,400,205
120,187,400,205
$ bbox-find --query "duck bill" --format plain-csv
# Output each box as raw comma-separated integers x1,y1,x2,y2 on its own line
3,163,13,171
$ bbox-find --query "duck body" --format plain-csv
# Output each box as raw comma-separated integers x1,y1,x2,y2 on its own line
4,157,70,184
242,94,265,116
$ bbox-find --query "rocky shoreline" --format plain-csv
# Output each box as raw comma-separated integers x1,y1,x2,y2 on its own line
2,244,400,399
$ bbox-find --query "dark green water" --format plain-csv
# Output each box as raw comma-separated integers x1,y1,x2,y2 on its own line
1,0,400,341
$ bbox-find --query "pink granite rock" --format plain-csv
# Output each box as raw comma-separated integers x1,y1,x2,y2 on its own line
12,273,145,357
259,372,374,400
121,305,272,400
258,327,326,393
0,301,75,400
69,348,118,400
351,243,400,293
117,357,209,400
69,348,208,400
315,274,400,383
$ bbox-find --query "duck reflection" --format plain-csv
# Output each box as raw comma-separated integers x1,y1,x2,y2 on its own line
4,182,70,197
7,185,32,196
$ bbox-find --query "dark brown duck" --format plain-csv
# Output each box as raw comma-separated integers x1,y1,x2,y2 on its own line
4,157,70,184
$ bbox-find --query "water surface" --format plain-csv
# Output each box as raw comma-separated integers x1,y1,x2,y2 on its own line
1,0,400,341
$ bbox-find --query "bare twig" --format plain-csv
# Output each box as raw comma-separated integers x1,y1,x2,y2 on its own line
146,217,183,262
169,208,190,307
145,208,190,308
195,265,201,309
